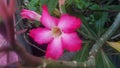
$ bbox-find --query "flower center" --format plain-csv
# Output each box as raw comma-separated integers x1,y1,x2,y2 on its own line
52,27,62,37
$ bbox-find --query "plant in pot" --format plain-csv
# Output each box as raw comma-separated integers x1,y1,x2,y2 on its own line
0,0,120,68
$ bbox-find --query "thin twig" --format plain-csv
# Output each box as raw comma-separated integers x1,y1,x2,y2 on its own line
15,17,22,26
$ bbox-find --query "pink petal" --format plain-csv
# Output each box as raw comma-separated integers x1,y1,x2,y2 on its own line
58,14,82,33
61,32,82,52
9,51,18,63
0,53,7,66
52,17,59,25
46,37,63,60
29,28,53,44
21,9,41,21
0,52,18,66
40,5,57,29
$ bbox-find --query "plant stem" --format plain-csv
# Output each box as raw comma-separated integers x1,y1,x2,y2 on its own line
89,13,120,56
13,41,95,67
4,17,15,45
42,55,95,68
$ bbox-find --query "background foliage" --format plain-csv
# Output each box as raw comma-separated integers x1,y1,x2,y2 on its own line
22,0,120,68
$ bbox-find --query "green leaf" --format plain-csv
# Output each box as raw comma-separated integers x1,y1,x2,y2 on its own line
78,29,96,40
61,5,66,14
96,50,115,68
95,12,108,37
106,0,114,5
77,14,98,40
82,23,98,40
89,4,100,10
73,43,90,62
40,0,48,4
47,0,58,13
40,0,58,13
27,0,39,11
107,5,120,10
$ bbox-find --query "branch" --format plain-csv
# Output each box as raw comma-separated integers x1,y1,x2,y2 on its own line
0,46,12,52
14,41,95,67
14,41,42,66
41,56,95,68
89,13,120,56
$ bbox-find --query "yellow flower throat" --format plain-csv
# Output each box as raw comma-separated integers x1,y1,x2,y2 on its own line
52,27,62,37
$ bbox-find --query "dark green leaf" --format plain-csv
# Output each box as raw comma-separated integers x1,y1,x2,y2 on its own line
89,4,100,10
78,15,98,40
95,12,108,37
81,23,98,40
96,50,115,68
107,5,120,10
73,43,90,62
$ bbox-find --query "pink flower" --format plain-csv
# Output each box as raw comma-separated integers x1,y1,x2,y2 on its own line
28,5,82,60
21,9,41,21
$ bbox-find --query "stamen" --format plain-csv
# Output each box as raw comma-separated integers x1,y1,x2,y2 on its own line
52,27,62,37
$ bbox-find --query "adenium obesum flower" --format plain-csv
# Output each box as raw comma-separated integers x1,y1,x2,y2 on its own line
20,9,41,21
21,5,82,60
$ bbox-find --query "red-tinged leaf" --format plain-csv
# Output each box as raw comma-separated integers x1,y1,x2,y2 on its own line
0,0,7,19
9,0,16,16
0,0,15,19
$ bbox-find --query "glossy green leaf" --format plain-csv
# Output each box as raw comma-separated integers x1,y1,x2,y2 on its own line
96,50,115,68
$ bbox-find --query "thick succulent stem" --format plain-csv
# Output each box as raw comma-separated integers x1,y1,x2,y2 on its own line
12,41,95,67
89,13,120,56
41,56,95,68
